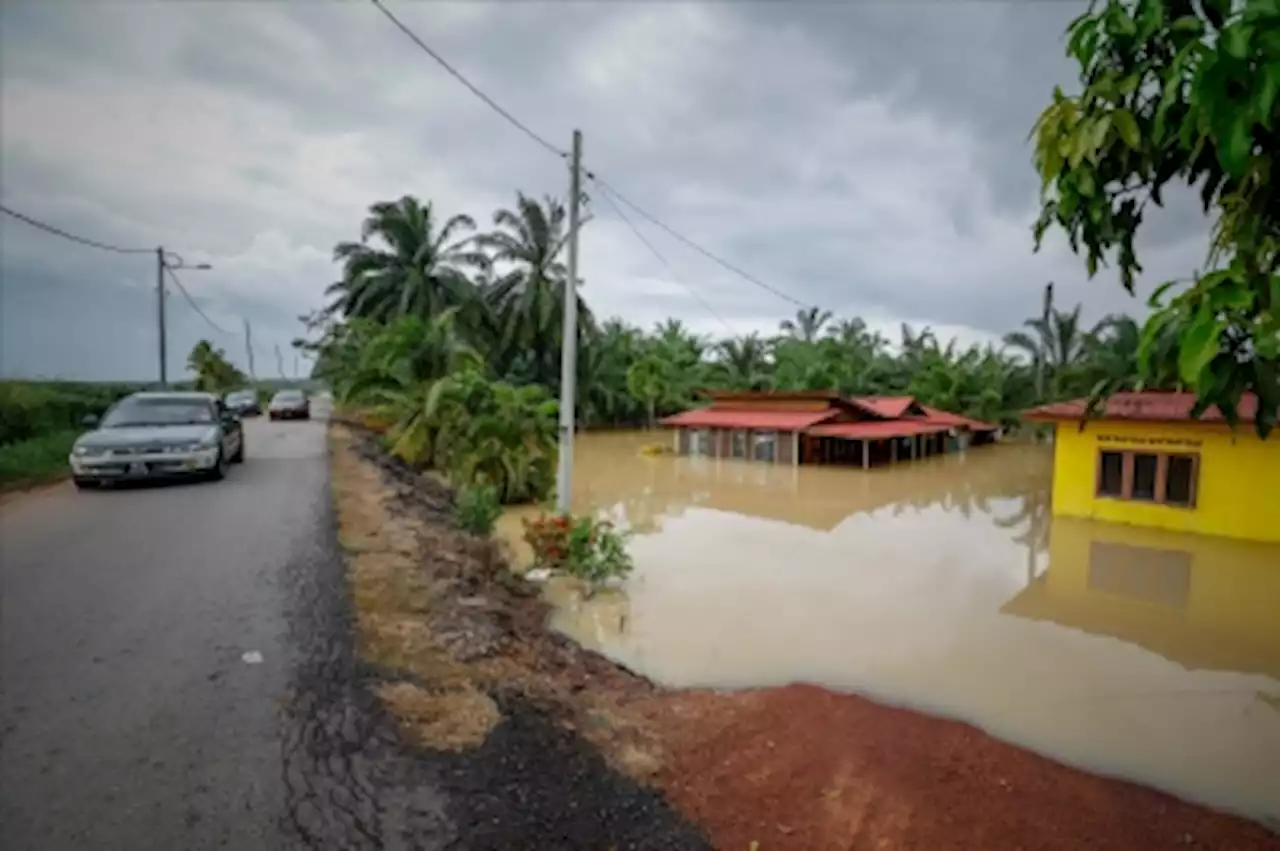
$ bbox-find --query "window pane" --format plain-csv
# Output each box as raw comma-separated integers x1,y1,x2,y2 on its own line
1132,453,1158,500
1098,451,1124,496
753,432,776,462
1166,455,1196,506
731,430,746,458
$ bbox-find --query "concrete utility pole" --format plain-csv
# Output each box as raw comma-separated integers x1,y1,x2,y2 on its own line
157,247,168,388
155,249,213,388
243,318,257,380
555,129,583,513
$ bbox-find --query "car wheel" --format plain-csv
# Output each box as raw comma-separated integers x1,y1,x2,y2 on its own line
208,450,229,481
231,438,245,463
73,477,99,490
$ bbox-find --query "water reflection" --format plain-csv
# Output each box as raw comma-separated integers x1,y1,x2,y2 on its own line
515,431,1280,825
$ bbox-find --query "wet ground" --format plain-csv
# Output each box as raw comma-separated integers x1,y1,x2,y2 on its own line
506,431,1280,830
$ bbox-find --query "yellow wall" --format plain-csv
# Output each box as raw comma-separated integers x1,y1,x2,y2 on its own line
1051,419,1280,542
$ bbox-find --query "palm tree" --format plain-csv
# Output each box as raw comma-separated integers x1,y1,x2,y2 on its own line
325,196,484,325
1003,304,1088,399
479,193,593,386
780,307,834,342
715,334,771,389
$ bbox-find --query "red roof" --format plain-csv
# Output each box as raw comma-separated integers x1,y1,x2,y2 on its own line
659,408,840,430
807,420,950,440
917,405,998,431
1024,391,1261,424
848,395,917,418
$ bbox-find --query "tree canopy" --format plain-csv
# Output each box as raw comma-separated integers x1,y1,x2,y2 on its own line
1031,0,1280,435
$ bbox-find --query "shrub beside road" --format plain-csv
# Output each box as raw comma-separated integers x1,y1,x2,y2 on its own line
0,381,138,489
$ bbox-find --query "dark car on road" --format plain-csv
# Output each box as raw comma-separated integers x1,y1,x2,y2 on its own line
268,389,310,421
69,392,244,489
224,388,261,417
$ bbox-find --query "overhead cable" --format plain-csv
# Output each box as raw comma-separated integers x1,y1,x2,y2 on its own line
367,0,809,313
1,204,153,255
592,180,737,336
166,267,230,335
586,174,808,310
368,0,568,158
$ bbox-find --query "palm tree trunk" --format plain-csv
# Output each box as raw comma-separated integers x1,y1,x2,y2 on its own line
1037,281,1053,398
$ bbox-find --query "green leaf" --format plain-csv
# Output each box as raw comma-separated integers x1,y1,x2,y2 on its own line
1178,308,1225,385
1222,24,1252,59
1112,108,1141,149
1258,63,1280,130
1207,279,1253,311
1147,279,1181,308
1218,114,1254,176
1170,15,1204,34
1089,113,1113,154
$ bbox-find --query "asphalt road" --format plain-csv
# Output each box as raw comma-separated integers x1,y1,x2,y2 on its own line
0,405,335,850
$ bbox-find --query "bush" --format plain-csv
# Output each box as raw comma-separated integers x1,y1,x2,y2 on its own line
0,430,79,488
0,381,138,445
455,484,502,537
522,513,634,586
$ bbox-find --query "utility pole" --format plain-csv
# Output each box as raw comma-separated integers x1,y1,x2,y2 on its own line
157,247,168,388
555,129,583,513
243,318,257,380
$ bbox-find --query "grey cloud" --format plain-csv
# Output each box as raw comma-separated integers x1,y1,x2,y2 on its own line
2,1,1215,381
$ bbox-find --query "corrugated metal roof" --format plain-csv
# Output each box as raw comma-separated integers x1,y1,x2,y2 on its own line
849,395,917,419
659,408,841,430
807,420,950,439
917,404,999,431
1024,391,1261,424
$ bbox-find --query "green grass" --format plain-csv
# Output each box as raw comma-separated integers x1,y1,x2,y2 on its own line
0,430,79,490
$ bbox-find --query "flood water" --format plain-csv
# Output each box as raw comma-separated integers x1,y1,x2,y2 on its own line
497,431,1280,827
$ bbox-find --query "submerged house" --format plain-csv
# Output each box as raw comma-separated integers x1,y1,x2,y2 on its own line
1023,391,1280,543
659,391,998,468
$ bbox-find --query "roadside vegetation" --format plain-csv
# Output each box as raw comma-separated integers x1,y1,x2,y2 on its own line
302,191,1173,435
0,381,138,488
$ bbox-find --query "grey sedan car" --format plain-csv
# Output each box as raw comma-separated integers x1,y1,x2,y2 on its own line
69,392,244,490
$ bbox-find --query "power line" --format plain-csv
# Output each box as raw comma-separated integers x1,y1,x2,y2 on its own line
591,180,737,336
368,0,567,159
166,267,230,335
368,0,811,313
586,173,808,310
1,204,153,255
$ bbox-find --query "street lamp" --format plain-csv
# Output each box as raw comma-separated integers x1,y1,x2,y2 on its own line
156,248,213,387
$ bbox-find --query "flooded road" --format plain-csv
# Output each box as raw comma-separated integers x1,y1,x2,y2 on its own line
500,431,1280,828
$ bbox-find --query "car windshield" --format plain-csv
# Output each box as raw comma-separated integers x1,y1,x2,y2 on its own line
100,397,216,428
273,391,304,403
226,391,254,403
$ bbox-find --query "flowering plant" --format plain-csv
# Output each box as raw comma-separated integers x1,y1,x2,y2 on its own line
521,512,634,586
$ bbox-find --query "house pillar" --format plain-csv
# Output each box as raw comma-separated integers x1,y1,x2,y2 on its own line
861,440,869,469
891,439,897,464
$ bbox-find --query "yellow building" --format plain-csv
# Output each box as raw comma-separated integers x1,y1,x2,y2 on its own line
1024,391,1280,543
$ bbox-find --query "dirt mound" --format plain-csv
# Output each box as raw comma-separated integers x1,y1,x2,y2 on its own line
641,685,1280,850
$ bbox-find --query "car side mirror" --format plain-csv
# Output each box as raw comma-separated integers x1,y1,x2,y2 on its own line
81,414,99,428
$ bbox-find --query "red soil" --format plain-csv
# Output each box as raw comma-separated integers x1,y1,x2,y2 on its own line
639,684,1280,851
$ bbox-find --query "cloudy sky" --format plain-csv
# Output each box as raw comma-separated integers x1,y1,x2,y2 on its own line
1,1,1210,382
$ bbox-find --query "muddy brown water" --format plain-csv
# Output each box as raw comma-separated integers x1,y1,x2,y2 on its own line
496,430,1280,827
